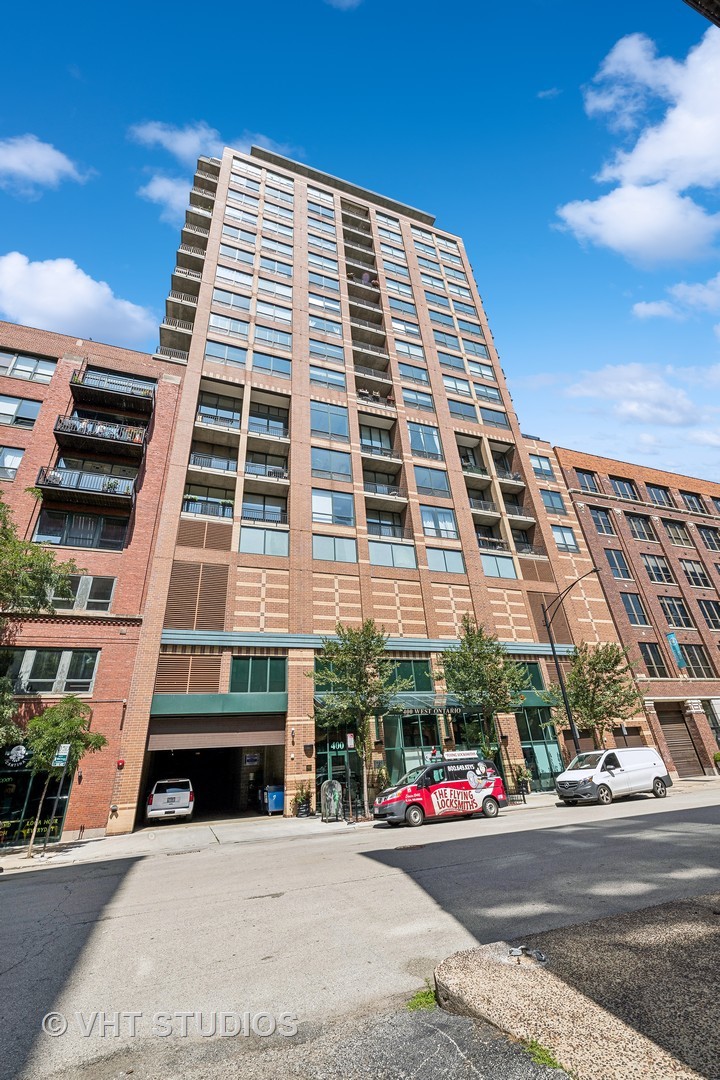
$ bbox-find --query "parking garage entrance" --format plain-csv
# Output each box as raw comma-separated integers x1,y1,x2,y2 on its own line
143,714,285,821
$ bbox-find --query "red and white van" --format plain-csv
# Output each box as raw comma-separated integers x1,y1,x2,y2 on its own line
373,752,508,827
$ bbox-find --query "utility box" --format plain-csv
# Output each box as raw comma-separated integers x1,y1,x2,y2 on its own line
263,786,284,815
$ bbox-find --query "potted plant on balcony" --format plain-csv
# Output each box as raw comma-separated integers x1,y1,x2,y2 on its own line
103,478,120,494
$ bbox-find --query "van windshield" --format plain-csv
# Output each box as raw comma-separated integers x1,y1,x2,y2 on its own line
566,753,604,771
396,767,427,787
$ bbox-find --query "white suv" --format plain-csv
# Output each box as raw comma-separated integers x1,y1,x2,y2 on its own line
146,778,194,821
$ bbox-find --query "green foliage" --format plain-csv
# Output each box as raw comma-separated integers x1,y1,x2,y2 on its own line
545,642,642,748
0,675,23,748
523,1039,561,1069
0,493,80,642
25,696,107,775
441,615,530,723
311,620,413,816
406,982,436,1011
713,750,720,765
291,781,312,813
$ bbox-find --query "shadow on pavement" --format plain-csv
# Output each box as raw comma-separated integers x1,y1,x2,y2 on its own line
0,858,141,1079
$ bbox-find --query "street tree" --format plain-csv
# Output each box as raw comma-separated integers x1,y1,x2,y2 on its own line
441,615,530,757
24,696,107,857
0,492,79,644
0,676,23,749
545,642,642,750
312,620,412,818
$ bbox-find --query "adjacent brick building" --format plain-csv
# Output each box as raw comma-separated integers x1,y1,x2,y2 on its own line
555,447,720,776
0,322,184,842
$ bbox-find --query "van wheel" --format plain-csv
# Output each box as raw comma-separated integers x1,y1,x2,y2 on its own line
652,778,667,799
482,797,499,818
597,785,613,806
405,805,424,827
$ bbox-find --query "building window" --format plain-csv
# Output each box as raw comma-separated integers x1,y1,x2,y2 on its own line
311,488,355,527
552,525,579,552
433,330,460,351
391,659,432,690
427,547,466,573
399,362,429,385
528,454,554,479
414,465,450,498
448,399,477,422
308,314,342,338
576,469,598,493
627,514,657,542
310,401,349,442
212,287,251,314
713,498,720,516
698,599,720,631
663,520,693,547
1,648,99,694
403,388,434,412
639,642,668,678
680,559,711,588
257,300,292,324
312,535,358,562
309,339,344,364
51,575,116,612
443,375,471,397
681,491,707,515
197,393,242,429
646,483,673,508
230,656,287,693
368,540,417,568
239,527,289,556
253,353,292,379
248,403,288,438
540,489,566,515
0,446,23,480
0,395,41,428
395,340,424,362
605,549,631,579
474,383,502,404
309,365,345,390
479,407,509,428
589,507,615,535
255,325,292,350
309,292,341,315
438,351,464,372
481,554,517,578
679,643,714,678
659,595,694,629
34,510,128,550
698,526,720,552
621,593,650,626
408,422,443,460
642,553,674,584
463,340,489,359
0,350,56,383
610,477,638,501
311,447,352,481
308,272,339,292
420,506,458,539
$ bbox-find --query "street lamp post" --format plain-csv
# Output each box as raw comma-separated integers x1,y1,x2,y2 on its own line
541,567,600,756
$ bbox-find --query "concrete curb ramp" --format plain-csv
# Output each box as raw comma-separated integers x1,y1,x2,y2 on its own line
435,896,720,1080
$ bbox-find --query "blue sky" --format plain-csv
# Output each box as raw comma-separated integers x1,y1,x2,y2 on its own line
1,0,719,478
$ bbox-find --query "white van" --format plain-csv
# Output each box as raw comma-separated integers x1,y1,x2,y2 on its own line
555,747,672,806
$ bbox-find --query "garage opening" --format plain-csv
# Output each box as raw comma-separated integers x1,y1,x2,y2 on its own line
142,714,285,821
655,703,703,777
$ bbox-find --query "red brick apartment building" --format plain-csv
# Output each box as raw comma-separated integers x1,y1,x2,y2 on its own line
555,448,720,776
0,322,184,843
105,147,634,833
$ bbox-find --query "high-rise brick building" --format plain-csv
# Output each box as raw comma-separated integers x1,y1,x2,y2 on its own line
105,147,630,831
0,321,184,842
556,447,720,776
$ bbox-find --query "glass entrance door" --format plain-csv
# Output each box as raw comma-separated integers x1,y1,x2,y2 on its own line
515,707,563,791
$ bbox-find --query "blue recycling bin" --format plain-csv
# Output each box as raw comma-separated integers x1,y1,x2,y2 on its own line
263,786,284,815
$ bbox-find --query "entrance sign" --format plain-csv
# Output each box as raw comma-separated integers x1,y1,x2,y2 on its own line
443,749,479,760
320,779,342,822
329,741,345,751
52,744,71,768
243,753,260,766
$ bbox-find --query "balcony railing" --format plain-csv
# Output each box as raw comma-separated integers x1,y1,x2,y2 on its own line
367,522,411,539
71,369,154,402
247,418,289,439
196,411,241,430
189,451,237,473
155,345,189,361
357,391,395,410
178,244,206,259
37,466,136,502
461,463,489,476
364,482,401,497
161,317,194,332
495,468,524,482
515,542,545,556
469,498,498,513
245,461,289,480
183,223,210,237
173,267,202,280
350,316,385,333
360,443,398,459
411,448,443,461
477,536,510,552
168,290,198,305
352,341,388,358
241,506,288,525
355,364,391,381
182,498,233,518
54,414,147,449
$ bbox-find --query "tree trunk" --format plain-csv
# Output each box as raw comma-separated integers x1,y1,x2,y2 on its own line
26,774,51,858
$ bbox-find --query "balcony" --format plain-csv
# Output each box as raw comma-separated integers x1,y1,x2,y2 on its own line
54,415,147,459
477,536,510,553
357,389,396,413
36,466,136,507
159,317,194,354
154,345,189,363
341,209,371,230
189,187,215,211
360,443,401,463
247,418,289,441
505,504,535,524
245,461,289,481
348,297,382,317
515,542,546,557
189,451,237,474
182,222,210,240
172,266,202,285
240,506,288,525
185,204,212,223
354,364,391,385
352,341,389,361
469,497,501,523
364,481,401,498
182,498,233,519
344,238,376,262
495,467,525,491
346,258,378,279
367,522,411,539
351,317,386,344
70,369,155,414
176,243,206,271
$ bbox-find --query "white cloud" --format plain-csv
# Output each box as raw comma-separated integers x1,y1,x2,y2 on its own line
129,120,224,168
630,270,720,324
0,252,156,347
537,87,561,100
566,362,700,426
0,134,88,197
558,28,720,264
324,0,363,8
631,300,684,319
137,175,190,225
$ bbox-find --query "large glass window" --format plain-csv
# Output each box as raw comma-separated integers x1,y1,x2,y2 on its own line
239,527,289,556
698,599,720,631
552,525,579,552
197,393,241,429
605,549,631,579
663,519,693,547
680,559,711,588
448,399,477,422
0,395,41,428
368,541,417,568
540,489,566,514
205,337,247,365
627,514,656,542
642,553,674,584
52,575,115,612
230,656,287,693
529,454,554,479
414,465,450,497
621,593,649,626
479,407,509,428
659,595,694,629
253,352,291,379
311,489,355,526
34,510,127,550
679,643,714,678
639,642,668,678
1,648,99,693
427,548,466,573
420,506,458,539
610,477,638,501
0,351,56,383
391,660,432,691
576,469,598,492
0,446,23,480
481,554,517,578
646,483,673,507
312,535,358,562
398,362,428,385
698,526,720,552
402,388,434,412
309,339,345,364
309,365,345,390
311,401,349,442
408,422,443,460
590,507,615,535
681,491,707,514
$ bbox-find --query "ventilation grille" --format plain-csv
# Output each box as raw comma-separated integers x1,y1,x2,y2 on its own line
177,519,233,551
163,561,229,630
154,654,223,693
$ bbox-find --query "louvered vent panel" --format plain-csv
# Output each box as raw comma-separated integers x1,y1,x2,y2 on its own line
188,656,223,692
195,564,229,630
177,519,207,549
163,562,201,628
204,522,233,551
154,656,192,693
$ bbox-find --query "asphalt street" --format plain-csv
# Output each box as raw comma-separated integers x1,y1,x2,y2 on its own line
1,788,719,1080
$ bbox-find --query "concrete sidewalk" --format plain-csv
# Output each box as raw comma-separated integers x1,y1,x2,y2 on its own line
1,778,717,875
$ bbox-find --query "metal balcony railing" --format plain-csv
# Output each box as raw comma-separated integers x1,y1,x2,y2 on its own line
182,498,233,518
495,468,524,482
351,316,385,333
364,482,401,497
515,542,545,556
360,444,397,459
155,345,189,360
354,364,391,381
183,223,210,237
469,498,498,512
189,451,237,473
461,463,490,476
70,369,155,402
178,244,206,258
247,418,289,438
412,448,443,461
37,467,136,498
240,506,288,525
245,461,289,480
352,341,388,358
367,522,411,539
161,317,194,331
54,415,147,447
168,290,199,304
357,391,395,410
477,536,510,552
195,412,241,430
173,267,202,280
